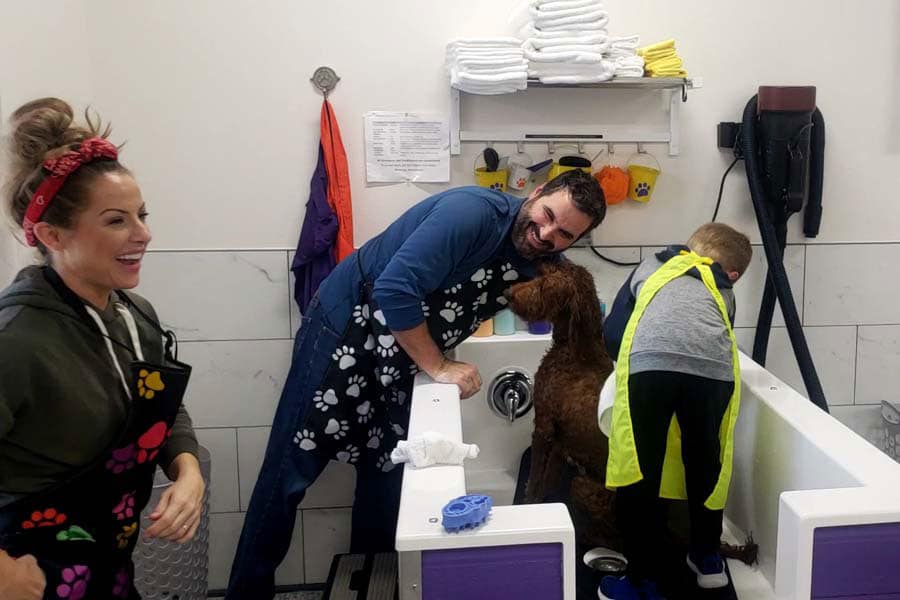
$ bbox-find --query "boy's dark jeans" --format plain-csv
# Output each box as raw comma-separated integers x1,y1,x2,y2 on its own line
615,370,733,582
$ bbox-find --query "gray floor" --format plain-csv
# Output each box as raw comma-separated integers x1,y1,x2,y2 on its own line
273,594,322,600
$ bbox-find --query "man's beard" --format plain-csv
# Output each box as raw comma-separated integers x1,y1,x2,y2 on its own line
511,200,554,259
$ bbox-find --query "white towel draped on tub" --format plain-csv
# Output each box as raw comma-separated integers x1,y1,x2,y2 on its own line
391,431,480,468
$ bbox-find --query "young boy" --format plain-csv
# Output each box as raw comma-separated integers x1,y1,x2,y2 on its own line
599,223,752,600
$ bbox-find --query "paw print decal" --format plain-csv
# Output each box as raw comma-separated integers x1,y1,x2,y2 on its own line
364,334,376,351
346,374,367,398
137,421,171,464
391,422,406,436
352,304,370,325
22,508,66,530
489,182,504,190
112,492,136,521
444,283,462,295
57,565,91,600
442,329,463,348
332,346,356,370
105,444,136,474
377,366,401,387
471,292,488,312
373,309,387,326
356,400,374,424
336,444,360,464
293,429,317,451
367,427,384,449
635,182,650,197
137,369,165,399
112,568,130,598
388,388,408,405
408,364,419,377
501,262,519,281
376,334,399,358
496,295,509,306
116,523,138,549
377,451,396,472
314,388,339,411
325,418,350,439
421,301,431,318
55,525,94,543
439,301,464,324
471,268,493,288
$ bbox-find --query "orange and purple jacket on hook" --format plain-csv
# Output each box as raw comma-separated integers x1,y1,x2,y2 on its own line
320,100,354,262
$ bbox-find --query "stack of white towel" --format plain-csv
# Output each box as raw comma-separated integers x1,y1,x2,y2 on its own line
605,35,644,77
520,0,615,84
446,38,528,95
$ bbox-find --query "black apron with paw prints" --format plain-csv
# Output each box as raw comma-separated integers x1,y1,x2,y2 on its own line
292,253,527,471
0,295,191,600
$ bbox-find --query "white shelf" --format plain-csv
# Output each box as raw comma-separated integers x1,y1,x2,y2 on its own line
450,76,702,157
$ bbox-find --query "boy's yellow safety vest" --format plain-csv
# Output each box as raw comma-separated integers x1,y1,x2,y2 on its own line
605,251,741,510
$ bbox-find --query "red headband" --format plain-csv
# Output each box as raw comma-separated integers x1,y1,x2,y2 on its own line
23,137,119,246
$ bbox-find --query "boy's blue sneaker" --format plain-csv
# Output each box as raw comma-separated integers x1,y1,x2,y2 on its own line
598,576,666,600
687,552,729,589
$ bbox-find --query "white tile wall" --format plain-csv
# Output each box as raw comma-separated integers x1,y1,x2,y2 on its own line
137,251,292,341
734,326,857,406
179,339,293,428
804,244,900,326
564,246,640,308
207,511,307,590
855,325,900,405
140,240,897,591
301,508,353,583
195,428,240,513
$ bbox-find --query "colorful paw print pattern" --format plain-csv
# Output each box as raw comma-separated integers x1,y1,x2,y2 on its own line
112,492,136,521
137,421,171,464
56,525,95,543
56,565,90,600
22,508,66,530
116,522,138,549
112,568,131,598
105,443,137,474
137,369,165,399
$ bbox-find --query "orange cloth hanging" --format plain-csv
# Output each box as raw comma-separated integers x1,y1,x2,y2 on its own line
320,100,354,262
595,166,630,206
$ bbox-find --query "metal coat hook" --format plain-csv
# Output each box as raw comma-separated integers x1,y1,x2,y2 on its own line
548,141,556,154
577,142,585,155
516,141,525,154
311,66,340,99
637,143,646,154
607,143,614,156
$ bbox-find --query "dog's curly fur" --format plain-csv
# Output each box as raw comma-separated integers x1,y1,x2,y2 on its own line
506,260,618,548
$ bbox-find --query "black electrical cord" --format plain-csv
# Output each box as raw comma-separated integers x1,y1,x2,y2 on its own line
712,156,740,222
589,246,640,266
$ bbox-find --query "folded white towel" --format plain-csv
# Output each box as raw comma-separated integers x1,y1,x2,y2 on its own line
530,2,605,20
390,431,480,468
609,34,640,48
529,61,615,77
534,9,608,29
609,55,644,67
524,44,606,63
613,66,645,77
539,73,614,84
529,33,609,48
449,49,525,61
530,0,601,10
454,70,528,84
447,37,523,49
533,18,609,32
456,63,531,74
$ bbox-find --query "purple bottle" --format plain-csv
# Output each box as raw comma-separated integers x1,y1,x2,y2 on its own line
527,320,552,335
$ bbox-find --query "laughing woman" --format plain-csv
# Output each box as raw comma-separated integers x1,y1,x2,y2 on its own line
0,98,202,600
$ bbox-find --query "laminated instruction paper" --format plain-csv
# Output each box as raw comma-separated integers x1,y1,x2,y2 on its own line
364,112,450,183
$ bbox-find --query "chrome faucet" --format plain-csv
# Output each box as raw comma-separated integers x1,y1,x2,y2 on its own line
488,369,534,424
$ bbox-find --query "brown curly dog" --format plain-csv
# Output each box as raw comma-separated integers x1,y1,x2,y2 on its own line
505,260,619,548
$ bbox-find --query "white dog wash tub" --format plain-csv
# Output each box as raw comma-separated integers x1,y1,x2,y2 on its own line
396,334,900,599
